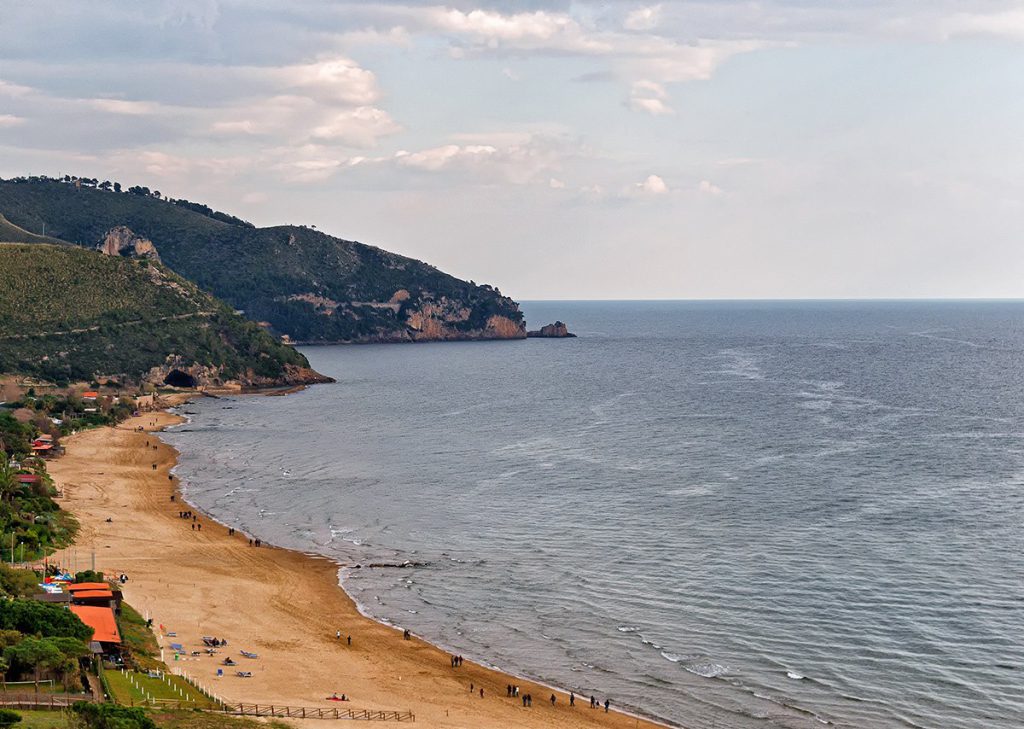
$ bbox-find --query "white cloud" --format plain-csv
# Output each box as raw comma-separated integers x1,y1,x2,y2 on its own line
0,79,35,98
429,8,607,53
395,144,498,171
637,174,669,195
90,98,162,115
310,106,401,147
549,177,566,189
629,79,673,115
936,9,1024,41
281,56,381,106
624,6,663,32
698,179,724,196
502,66,520,80
0,115,25,128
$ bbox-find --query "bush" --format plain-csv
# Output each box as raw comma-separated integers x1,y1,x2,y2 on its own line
0,709,21,727
72,702,157,729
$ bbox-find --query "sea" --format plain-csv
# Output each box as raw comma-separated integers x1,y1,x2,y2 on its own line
161,301,1024,729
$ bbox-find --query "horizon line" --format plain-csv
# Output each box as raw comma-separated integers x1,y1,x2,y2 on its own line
518,297,1024,303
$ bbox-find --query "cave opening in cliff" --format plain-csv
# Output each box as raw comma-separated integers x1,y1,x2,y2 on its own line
164,369,197,388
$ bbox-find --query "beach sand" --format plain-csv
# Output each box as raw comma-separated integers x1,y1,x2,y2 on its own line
47,408,671,729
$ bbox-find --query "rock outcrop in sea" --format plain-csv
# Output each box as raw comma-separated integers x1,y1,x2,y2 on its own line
527,321,576,338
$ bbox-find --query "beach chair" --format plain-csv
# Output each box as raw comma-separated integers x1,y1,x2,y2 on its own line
222,658,237,666
240,650,259,659
235,671,252,678
170,643,184,652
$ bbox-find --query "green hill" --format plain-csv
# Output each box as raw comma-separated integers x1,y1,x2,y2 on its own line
0,243,328,387
0,177,526,343
0,212,67,245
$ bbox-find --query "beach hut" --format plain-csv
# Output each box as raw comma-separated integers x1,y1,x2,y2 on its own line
69,605,121,657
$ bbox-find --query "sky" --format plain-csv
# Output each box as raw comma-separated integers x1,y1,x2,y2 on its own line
1,1,1023,300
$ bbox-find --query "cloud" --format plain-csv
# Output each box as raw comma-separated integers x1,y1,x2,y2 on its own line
935,9,1024,41
549,177,566,188
628,79,673,115
90,98,163,115
281,56,382,106
428,8,608,53
310,107,402,147
698,179,724,196
636,174,669,195
624,5,662,32
0,115,25,128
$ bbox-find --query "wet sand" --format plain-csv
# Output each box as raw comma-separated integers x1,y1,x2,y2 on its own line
48,408,672,728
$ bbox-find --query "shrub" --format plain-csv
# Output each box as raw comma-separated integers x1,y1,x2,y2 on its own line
71,702,157,729
0,709,21,727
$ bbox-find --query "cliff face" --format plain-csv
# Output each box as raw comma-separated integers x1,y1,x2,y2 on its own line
146,356,332,390
97,225,161,262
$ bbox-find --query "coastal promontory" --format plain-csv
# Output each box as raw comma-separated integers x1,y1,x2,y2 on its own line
0,176,526,344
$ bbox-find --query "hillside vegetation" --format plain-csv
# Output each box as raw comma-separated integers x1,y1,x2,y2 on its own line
0,244,323,386
0,177,525,343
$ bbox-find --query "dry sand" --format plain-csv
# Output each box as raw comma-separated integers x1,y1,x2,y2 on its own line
47,408,670,729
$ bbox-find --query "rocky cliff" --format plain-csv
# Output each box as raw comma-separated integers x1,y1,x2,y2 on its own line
97,225,161,261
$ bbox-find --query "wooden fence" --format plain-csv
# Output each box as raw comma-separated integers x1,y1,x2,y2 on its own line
0,692,88,709
220,703,415,721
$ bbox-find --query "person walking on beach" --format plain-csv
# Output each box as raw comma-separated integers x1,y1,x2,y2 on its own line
191,523,194,531
550,694,556,706
506,684,511,697
347,635,351,645
604,698,610,713
590,695,596,709
337,631,341,640
522,694,527,707
479,688,484,698
570,692,575,707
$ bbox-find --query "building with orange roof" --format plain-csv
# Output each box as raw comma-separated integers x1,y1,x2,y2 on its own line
70,605,121,655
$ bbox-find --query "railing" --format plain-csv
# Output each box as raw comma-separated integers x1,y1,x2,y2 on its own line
220,703,415,721
0,692,91,709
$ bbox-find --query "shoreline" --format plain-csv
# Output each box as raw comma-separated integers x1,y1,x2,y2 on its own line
48,405,676,729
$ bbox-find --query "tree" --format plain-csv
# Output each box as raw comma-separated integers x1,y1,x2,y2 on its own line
0,458,15,505
4,637,61,691
0,600,93,641
113,182,121,193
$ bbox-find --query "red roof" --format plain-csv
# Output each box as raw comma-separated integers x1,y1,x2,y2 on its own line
36,434,53,441
68,582,111,591
16,474,40,484
69,606,121,644
72,590,114,599
83,391,99,398
31,443,53,451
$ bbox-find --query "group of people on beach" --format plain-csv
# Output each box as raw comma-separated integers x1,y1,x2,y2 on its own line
449,654,464,667
248,538,262,547
176,510,203,531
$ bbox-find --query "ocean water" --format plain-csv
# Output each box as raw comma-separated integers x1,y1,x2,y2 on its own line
162,301,1024,729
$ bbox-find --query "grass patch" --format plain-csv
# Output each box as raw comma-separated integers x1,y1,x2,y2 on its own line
117,603,161,671
8,710,71,728
147,710,291,729
102,669,216,709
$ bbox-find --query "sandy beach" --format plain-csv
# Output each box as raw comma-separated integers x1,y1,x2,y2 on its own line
47,406,671,729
